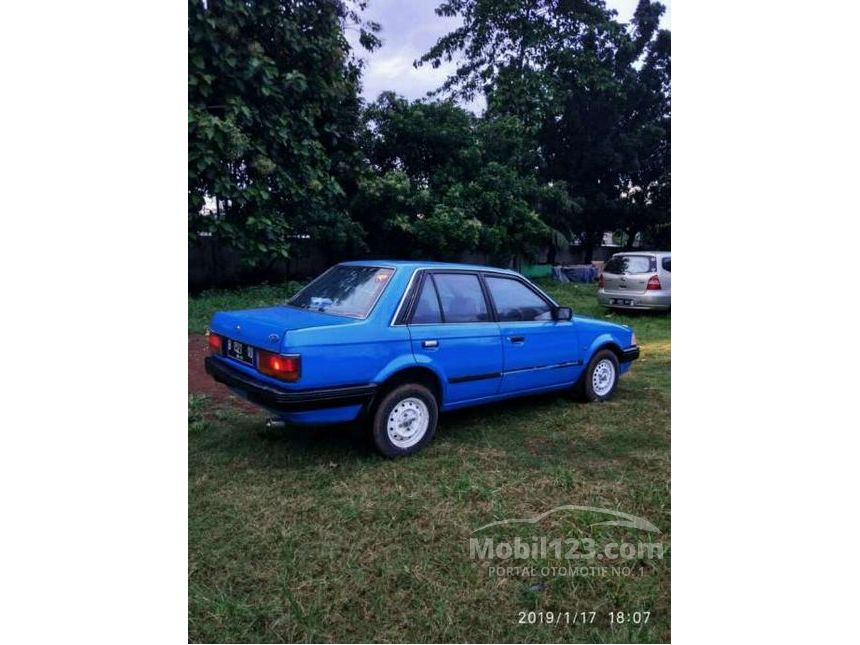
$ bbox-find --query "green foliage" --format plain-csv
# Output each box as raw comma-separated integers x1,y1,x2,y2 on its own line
419,0,671,256
188,0,378,268
353,94,559,262
188,0,669,283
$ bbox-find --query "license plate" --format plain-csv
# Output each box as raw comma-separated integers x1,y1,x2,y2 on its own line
611,298,634,306
225,338,255,365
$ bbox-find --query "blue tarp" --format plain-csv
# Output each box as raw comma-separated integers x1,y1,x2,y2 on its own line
552,265,598,283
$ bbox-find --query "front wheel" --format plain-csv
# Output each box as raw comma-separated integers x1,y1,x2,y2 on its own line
581,349,620,401
370,383,438,457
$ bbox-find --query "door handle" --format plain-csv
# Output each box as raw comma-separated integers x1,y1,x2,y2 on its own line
509,336,525,344
422,339,439,348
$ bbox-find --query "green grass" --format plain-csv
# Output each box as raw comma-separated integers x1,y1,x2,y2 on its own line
189,282,670,643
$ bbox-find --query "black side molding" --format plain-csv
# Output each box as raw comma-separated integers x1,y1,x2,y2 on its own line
205,357,377,412
448,360,585,384
505,361,583,375
448,372,502,384
621,345,641,363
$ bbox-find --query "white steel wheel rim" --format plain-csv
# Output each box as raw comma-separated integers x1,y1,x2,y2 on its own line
592,359,616,396
387,397,430,448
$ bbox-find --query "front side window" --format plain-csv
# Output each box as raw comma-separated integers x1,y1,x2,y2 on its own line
288,265,393,318
604,255,656,275
485,276,552,322
432,273,489,323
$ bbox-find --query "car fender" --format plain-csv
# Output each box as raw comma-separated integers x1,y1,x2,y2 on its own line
371,353,448,399
372,353,445,388
584,332,624,362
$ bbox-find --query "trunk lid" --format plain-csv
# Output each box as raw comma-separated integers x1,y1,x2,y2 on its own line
210,306,352,353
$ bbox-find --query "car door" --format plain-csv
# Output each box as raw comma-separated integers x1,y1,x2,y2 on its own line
407,271,503,404
483,274,583,394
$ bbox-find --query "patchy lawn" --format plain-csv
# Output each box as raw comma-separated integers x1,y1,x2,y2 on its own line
188,281,670,643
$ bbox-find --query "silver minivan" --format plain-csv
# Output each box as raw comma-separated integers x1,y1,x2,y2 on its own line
597,251,671,311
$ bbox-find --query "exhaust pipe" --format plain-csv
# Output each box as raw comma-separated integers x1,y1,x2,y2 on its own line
266,418,286,430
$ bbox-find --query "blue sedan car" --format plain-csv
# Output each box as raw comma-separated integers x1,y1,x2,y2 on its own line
205,261,639,457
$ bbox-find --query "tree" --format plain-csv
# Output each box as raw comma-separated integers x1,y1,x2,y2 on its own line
617,27,671,249
418,0,671,259
353,93,554,263
188,0,379,274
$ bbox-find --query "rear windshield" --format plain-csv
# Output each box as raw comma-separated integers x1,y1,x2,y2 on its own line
288,265,393,318
604,255,656,274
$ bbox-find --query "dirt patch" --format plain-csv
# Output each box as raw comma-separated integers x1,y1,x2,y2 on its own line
188,334,258,413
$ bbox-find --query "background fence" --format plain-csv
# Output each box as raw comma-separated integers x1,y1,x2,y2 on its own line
190,238,637,292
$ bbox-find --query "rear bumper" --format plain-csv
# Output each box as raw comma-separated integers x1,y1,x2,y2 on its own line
204,356,377,412
598,289,670,310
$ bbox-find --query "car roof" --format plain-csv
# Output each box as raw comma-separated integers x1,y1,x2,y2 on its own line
338,259,521,275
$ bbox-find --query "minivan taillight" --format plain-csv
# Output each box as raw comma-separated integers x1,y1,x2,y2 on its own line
598,274,605,288
646,275,662,291
257,350,301,382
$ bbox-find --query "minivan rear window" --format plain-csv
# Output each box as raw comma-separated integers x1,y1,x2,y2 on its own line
604,255,656,274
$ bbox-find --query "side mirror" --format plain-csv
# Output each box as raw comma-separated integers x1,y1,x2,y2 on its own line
553,306,573,321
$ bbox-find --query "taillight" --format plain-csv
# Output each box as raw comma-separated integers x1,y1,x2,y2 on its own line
646,275,662,291
257,350,301,381
207,331,222,353
598,274,605,288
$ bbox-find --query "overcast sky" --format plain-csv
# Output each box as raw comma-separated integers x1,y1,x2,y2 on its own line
347,0,672,113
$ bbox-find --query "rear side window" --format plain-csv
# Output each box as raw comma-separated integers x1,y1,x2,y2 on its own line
662,257,671,272
432,273,489,323
410,276,443,324
485,276,552,322
604,255,656,274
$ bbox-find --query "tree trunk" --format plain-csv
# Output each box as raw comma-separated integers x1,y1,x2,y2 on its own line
583,237,595,264
624,229,638,250
547,233,557,265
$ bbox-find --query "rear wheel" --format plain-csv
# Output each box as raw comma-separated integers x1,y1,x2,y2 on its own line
581,349,619,401
370,383,438,457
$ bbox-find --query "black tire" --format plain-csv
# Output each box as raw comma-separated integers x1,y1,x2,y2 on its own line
581,349,620,402
370,383,438,457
